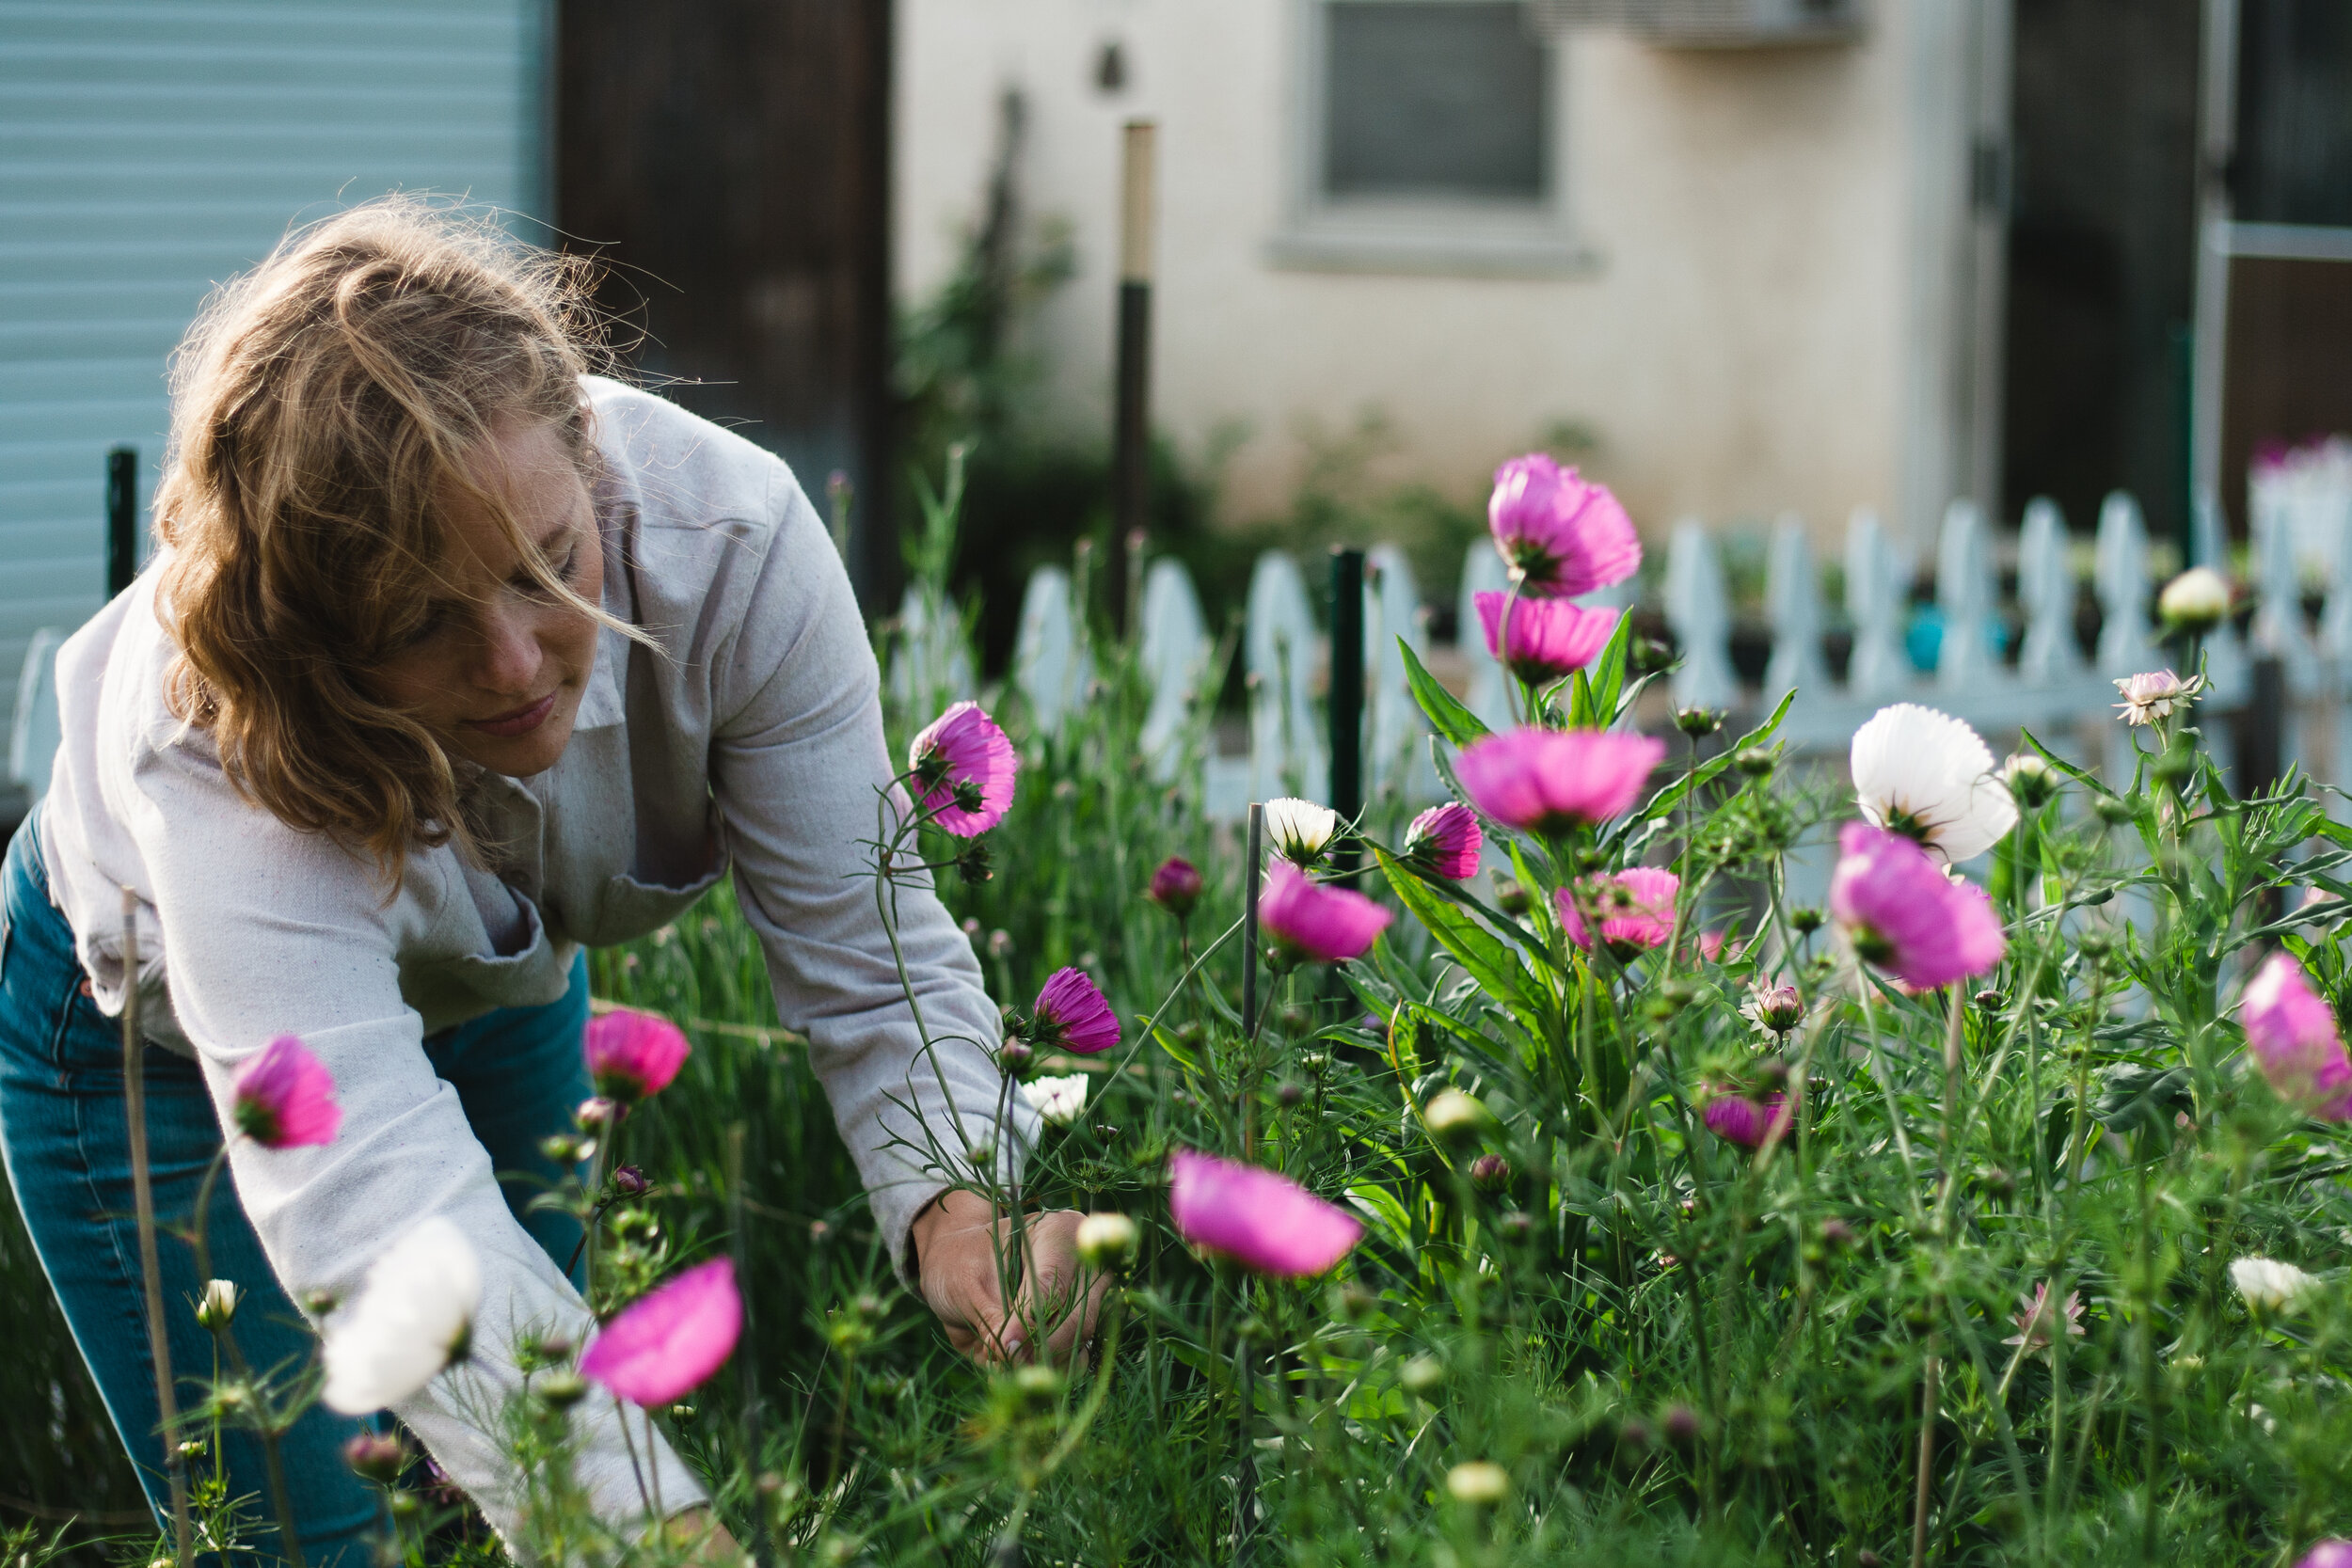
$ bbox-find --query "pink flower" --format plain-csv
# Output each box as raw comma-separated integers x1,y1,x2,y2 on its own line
1486,454,1642,599
2296,1544,2352,1568
579,1257,742,1407
909,700,1019,836
1702,1091,1791,1148
1556,867,1678,958
1168,1148,1363,1277
231,1035,342,1148
1828,822,2006,990
1403,803,1483,880
1147,856,1203,917
1454,728,1663,838
585,1008,691,1107
2113,670,2199,727
2241,953,2352,1119
1473,593,1620,685
2002,1281,2085,1351
1259,860,1391,963
1031,967,1120,1055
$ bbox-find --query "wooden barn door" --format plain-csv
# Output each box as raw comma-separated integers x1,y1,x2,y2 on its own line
557,0,897,610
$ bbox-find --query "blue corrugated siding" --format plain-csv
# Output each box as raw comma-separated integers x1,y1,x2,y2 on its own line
0,0,550,729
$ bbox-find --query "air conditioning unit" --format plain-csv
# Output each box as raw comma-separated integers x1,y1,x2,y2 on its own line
1527,0,1863,48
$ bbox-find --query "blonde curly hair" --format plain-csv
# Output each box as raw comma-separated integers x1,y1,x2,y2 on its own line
154,196,617,872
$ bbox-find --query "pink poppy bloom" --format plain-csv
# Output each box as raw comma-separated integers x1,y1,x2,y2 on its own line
1147,856,1203,917
585,1008,691,1107
1828,821,2006,990
1473,592,1620,685
580,1257,743,1408
1259,860,1392,963
1403,803,1483,880
1168,1148,1363,1277
908,700,1019,836
2241,952,2352,1119
2296,1544,2352,1568
1702,1091,1791,1148
1486,454,1643,599
1030,966,1120,1055
1556,867,1678,958
231,1035,342,1148
1454,728,1663,838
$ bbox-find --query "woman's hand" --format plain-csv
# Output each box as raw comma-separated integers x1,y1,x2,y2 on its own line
664,1508,742,1562
909,1189,1108,1364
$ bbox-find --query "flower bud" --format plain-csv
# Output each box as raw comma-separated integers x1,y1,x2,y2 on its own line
1400,1354,1446,1393
576,1096,620,1131
1788,906,1825,936
195,1278,238,1332
956,842,996,885
535,1370,589,1409
1074,1211,1140,1270
1675,705,1724,737
1817,1217,1856,1250
1277,1081,1306,1107
343,1430,406,1483
1422,1087,1489,1147
1663,1403,1701,1444
1147,857,1204,918
2157,565,2232,633
611,1164,650,1197
1734,746,1775,777
1469,1153,1511,1193
997,1038,1036,1079
1446,1461,1510,1506
1495,879,1531,916
1012,1364,1064,1410
1618,1418,1653,1449
1496,1209,1534,1242
540,1132,595,1164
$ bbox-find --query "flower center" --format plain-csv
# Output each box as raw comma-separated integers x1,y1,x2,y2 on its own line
1882,804,1937,846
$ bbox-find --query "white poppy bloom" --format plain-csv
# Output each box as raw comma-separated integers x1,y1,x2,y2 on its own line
2157,565,2232,630
1263,797,1340,865
322,1216,483,1415
1850,704,2018,863
1018,1072,1089,1127
2229,1256,2318,1312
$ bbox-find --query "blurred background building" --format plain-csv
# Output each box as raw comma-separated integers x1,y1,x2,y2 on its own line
1,0,2348,735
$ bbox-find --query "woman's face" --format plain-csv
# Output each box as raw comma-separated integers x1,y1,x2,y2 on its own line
366,418,605,779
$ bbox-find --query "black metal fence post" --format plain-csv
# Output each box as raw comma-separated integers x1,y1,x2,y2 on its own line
105,447,137,597
1108,119,1156,637
1328,547,1365,868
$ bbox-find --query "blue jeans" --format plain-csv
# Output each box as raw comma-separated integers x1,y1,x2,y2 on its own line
0,811,592,1562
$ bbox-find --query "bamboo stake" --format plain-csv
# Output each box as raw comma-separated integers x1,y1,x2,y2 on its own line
122,887,191,1565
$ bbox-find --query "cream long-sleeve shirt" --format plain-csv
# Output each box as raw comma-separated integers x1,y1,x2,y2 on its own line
38,377,1025,1537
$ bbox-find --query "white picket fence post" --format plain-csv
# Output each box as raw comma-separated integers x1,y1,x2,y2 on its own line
1457,541,1514,733
1245,550,1327,805
1011,566,1089,740
1663,519,1738,714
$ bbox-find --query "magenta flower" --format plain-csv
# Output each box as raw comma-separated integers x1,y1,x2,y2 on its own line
908,700,1019,836
231,1036,342,1148
1475,592,1620,685
580,1257,743,1408
2296,1544,2352,1568
1702,1091,1791,1148
1147,856,1204,917
1556,867,1678,958
2240,952,2352,1119
1168,1148,1363,1277
1403,803,1483,880
1828,822,2006,990
1030,966,1120,1055
1259,860,1391,963
1486,454,1643,599
1455,728,1663,838
584,1008,691,1107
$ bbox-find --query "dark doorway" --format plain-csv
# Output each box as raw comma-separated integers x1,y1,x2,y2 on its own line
2002,0,2201,546
557,0,897,610
2218,0,2352,519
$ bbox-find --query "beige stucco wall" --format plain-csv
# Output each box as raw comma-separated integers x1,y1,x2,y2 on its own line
896,1,1970,552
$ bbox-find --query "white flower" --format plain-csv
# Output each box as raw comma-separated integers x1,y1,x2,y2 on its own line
195,1278,238,1332
2114,669,2200,727
1073,1212,1139,1269
2229,1256,2318,1312
1018,1072,1089,1128
1850,704,2018,863
1263,797,1340,865
2157,565,2232,631
322,1216,483,1415
1999,752,2059,807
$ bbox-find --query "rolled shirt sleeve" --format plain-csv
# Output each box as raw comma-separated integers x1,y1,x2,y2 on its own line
707,472,1032,1274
